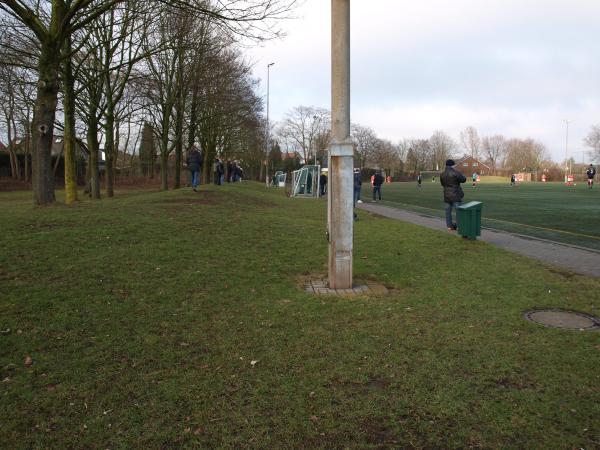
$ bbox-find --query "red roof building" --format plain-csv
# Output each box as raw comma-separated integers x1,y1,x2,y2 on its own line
454,155,491,175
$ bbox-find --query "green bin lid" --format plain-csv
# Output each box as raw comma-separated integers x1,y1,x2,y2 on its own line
458,201,482,209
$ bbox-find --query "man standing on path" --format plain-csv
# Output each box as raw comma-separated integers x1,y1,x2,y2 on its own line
440,159,466,231
353,169,362,205
320,171,328,197
372,170,384,202
587,164,596,189
417,173,422,188
186,146,202,191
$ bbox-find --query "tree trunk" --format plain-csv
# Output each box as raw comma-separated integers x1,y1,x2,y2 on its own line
62,36,78,204
87,119,101,200
160,152,169,190
32,40,60,205
24,144,30,182
105,112,116,197
174,144,182,189
174,99,183,189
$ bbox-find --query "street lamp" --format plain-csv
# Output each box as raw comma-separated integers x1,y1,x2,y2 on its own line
328,0,354,289
313,114,319,166
265,62,275,186
564,119,571,179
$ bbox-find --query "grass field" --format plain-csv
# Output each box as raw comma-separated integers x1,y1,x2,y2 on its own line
1,183,600,448
364,181,600,250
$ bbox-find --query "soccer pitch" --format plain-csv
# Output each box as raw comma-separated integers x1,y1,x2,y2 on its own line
362,181,600,251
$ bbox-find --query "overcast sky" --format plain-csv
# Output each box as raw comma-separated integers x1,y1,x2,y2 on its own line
248,0,600,163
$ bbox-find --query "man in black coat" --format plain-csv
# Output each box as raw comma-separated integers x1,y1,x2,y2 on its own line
353,169,362,205
372,171,384,201
186,146,202,191
587,164,596,189
319,172,328,197
440,159,466,231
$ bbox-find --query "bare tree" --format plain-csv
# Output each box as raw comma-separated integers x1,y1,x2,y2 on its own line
351,123,377,170
583,125,600,162
504,138,548,173
0,65,22,179
460,126,480,159
429,130,454,171
0,0,299,204
481,135,507,172
405,139,430,175
277,106,330,164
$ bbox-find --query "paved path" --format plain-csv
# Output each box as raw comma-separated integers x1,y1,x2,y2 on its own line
358,202,600,279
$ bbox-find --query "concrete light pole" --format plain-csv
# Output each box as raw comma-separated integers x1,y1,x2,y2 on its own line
313,114,319,166
266,62,275,186
564,119,571,178
328,0,354,289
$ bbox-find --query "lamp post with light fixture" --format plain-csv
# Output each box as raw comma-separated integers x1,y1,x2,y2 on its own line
265,62,275,186
328,0,354,289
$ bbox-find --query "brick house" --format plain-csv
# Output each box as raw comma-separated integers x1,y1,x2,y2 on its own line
453,155,491,175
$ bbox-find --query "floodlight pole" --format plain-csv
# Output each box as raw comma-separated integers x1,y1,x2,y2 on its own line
564,119,571,177
266,62,275,186
328,0,354,289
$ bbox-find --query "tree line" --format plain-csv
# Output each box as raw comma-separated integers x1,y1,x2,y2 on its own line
274,105,600,178
0,0,298,205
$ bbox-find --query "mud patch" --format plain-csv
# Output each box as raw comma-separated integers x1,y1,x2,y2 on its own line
359,418,398,446
159,191,221,206
326,376,391,393
547,267,576,279
26,221,72,231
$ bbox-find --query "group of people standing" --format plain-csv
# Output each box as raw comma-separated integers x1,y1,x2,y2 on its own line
353,169,385,207
213,159,243,185
185,147,244,191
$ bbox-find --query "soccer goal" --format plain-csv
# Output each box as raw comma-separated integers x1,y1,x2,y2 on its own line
273,171,287,187
291,165,320,197
420,170,442,182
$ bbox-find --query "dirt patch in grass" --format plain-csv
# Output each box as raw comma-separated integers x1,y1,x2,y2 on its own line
159,192,221,206
547,267,577,279
359,418,398,447
25,221,75,232
326,376,392,393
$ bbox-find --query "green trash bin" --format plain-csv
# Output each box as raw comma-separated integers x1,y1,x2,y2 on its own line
457,201,482,240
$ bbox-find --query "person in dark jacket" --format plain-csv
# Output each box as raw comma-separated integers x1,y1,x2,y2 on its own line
353,169,362,205
214,158,224,185
319,172,328,197
372,171,384,201
440,159,466,231
186,146,202,191
587,164,596,189
226,160,233,183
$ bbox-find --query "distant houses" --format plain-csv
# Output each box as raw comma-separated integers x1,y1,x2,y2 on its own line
453,155,491,175
0,135,96,180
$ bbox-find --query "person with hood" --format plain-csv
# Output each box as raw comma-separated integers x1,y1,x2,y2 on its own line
440,159,466,231
186,146,202,191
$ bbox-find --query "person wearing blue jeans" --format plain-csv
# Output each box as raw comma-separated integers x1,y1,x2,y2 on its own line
440,159,466,231
186,146,202,191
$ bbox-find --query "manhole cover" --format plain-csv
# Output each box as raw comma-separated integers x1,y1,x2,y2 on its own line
524,309,600,331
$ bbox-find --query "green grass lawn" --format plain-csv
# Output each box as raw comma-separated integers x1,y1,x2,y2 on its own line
365,181,600,250
1,183,600,449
